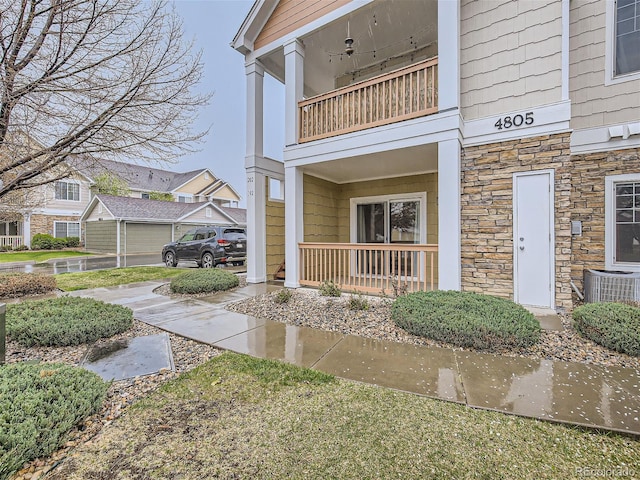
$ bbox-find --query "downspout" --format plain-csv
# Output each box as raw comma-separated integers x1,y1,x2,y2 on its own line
124,221,127,268
116,219,121,268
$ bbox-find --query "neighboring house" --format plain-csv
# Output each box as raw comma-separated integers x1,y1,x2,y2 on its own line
233,0,640,311
1,159,243,248
81,195,244,254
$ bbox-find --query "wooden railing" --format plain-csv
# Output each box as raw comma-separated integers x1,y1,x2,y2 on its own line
0,236,23,249
299,242,438,295
299,57,438,143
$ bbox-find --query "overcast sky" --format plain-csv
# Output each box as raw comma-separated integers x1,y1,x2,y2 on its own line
172,0,284,207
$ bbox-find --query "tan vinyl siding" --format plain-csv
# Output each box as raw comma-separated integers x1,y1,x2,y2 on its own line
211,184,241,201
85,203,113,221
254,0,350,50
176,172,215,195
303,175,340,242
461,0,562,120
181,207,231,223
570,0,640,130
266,177,285,279
44,176,91,212
85,221,117,253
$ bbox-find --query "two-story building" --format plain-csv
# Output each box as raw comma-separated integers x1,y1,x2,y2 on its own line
233,0,640,311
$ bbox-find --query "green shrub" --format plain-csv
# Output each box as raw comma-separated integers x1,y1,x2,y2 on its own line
319,279,341,297
64,236,80,248
52,238,67,249
6,297,133,347
0,273,56,298
31,233,55,250
391,290,541,350
170,269,239,294
0,245,12,252
348,293,370,311
572,302,640,356
13,244,28,251
274,288,293,304
0,362,107,479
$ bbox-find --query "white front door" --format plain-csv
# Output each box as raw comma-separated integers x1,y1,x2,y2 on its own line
514,171,554,308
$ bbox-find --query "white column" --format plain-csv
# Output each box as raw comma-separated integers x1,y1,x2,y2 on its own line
438,0,460,111
246,167,267,283
23,214,31,248
284,164,303,288
245,59,267,283
438,139,461,290
284,39,305,147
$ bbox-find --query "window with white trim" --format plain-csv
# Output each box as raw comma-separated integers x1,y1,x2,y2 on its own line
268,177,284,201
54,221,80,238
205,207,212,218
606,174,640,270
615,0,640,76
141,193,150,199
54,181,80,201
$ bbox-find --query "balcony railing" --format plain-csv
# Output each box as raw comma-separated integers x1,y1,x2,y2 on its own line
0,236,23,249
299,57,438,143
299,242,438,295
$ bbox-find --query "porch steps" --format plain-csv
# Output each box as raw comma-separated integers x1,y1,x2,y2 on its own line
274,261,285,280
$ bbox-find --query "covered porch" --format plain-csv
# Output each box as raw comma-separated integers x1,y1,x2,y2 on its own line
0,220,25,249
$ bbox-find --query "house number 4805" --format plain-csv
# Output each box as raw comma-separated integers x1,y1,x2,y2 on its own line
494,112,534,130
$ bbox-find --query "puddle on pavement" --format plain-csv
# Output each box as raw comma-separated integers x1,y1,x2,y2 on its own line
81,333,174,381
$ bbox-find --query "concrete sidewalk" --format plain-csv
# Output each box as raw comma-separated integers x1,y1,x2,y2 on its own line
69,281,640,437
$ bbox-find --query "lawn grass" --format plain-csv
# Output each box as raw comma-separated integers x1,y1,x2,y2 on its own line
55,266,189,291
49,353,640,480
0,250,90,263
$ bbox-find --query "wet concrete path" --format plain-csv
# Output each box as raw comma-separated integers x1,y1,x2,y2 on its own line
68,281,640,436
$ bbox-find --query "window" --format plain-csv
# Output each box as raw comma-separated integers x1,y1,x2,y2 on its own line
55,181,80,201
141,193,150,199
178,195,187,203
268,177,284,201
205,207,212,218
54,221,80,238
606,174,640,270
616,0,640,76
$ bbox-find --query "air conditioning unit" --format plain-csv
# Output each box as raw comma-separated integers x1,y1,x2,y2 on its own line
583,269,640,303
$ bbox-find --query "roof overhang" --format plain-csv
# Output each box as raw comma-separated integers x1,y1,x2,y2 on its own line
231,0,278,55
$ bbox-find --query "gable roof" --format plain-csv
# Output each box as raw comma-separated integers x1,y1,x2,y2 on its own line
81,194,237,224
232,0,278,54
219,206,247,225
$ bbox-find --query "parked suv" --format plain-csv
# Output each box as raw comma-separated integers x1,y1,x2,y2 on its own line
162,226,246,268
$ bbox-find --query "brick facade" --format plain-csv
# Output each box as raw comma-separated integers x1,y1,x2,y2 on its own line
461,133,573,310
30,214,82,243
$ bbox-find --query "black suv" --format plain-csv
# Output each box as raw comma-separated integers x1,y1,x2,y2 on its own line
162,226,246,268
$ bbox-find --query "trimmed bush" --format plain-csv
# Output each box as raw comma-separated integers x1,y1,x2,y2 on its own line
31,233,56,250
0,362,107,479
572,303,640,356
319,279,341,297
0,273,56,298
64,236,80,248
6,297,133,347
170,268,239,294
391,290,541,350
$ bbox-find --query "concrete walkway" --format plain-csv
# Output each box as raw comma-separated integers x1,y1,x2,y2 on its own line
69,281,640,437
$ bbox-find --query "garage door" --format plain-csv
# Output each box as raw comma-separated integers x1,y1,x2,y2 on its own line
85,221,117,253
124,223,172,254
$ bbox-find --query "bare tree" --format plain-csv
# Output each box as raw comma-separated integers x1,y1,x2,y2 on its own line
0,0,210,201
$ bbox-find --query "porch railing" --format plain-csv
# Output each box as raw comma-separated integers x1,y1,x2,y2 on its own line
298,57,438,143
299,242,438,295
0,236,23,249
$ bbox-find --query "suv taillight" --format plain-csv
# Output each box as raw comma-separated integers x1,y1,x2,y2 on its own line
217,239,230,246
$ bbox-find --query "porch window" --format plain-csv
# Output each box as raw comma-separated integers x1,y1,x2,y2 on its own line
616,0,640,75
54,221,80,239
353,195,424,245
605,174,640,270
55,181,80,201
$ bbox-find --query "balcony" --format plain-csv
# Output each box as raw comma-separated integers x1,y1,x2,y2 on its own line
298,57,438,143
299,242,438,295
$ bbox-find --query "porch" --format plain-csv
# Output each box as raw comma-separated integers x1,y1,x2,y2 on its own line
0,236,24,249
299,242,438,295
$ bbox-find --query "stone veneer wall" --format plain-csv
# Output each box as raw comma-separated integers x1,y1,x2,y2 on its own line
570,147,640,290
461,133,573,310
30,214,82,243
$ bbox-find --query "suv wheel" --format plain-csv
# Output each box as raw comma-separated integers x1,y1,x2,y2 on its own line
201,252,214,268
164,251,177,267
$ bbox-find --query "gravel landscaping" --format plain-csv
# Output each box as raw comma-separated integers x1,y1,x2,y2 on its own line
226,289,640,372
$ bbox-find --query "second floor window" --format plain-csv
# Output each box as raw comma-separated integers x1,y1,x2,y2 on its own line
141,193,150,199
55,181,80,201
616,0,640,75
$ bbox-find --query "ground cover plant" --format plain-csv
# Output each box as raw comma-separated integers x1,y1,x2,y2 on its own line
55,266,187,291
391,290,541,350
0,250,90,264
6,297,133,347
0,362,107,480
572,302,640,356
0,272,56,298
319,279,341,297
48,352,640,480
170,268,239,294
